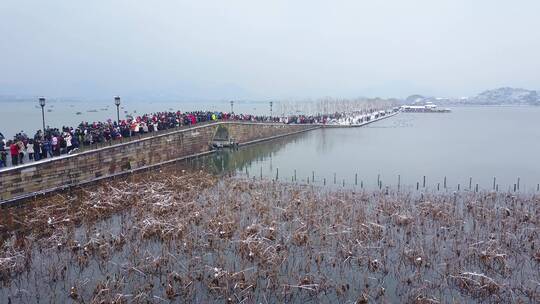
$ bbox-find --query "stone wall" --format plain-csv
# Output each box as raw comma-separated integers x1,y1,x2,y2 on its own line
0,122,318,203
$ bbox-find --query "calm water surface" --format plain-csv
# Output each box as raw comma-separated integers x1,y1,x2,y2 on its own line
201,106,540,191
3,103,539,191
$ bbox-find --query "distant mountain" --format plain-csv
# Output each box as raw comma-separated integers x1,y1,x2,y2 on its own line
472,87,539,105
406,87,540,106
405,94,426,104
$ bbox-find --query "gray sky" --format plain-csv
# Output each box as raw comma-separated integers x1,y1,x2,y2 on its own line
1,0,539,100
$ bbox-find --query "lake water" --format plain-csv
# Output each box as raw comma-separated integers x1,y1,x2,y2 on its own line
199,106,540,191
3,103,540,191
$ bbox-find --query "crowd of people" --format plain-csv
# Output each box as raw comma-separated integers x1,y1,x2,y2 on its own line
1,109,359,168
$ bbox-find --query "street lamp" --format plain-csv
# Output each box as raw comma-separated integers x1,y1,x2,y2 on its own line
114,96,121,123
39,97,46,135
230,100,234,113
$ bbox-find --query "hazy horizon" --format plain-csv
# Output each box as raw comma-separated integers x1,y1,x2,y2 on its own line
1,0,539,101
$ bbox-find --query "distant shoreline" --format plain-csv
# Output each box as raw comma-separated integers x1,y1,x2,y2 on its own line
422,104,539,107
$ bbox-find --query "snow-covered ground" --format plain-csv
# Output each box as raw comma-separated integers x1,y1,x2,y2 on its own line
326,110,394,126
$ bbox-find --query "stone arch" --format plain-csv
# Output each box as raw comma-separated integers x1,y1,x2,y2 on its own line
213,125,230,142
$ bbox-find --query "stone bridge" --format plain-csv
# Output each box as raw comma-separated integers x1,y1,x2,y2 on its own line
0,122,320,204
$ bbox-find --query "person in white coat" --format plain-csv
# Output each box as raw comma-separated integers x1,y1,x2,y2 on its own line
64,133,72,153
26,140,35,161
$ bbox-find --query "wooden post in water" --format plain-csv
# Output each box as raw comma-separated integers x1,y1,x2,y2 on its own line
312,171,315,182
417,182,419,190
343,179,345,187
398,175,401,192
437,183,440,191
444,176,447,189
334,173,337,184
469,177,472,190
423,176,426,188
517,177,520,191
246,167,249,178
537,184,539,192
496,184,499,192
475,184,478,192
377,174,380,186
493,177,496,190
514,184,517,192
361,181,363,188
458,184,460,191
260,166,263,180
307,177,310,184
294,169,297,182
323,178,326,185
355,173,358,186
275,168,279,181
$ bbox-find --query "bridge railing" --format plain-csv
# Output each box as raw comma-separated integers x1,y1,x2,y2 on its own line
0,120,307,170
73,120,296,154
73,120,221,154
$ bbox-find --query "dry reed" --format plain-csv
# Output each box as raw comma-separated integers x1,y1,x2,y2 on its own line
0,168,538,303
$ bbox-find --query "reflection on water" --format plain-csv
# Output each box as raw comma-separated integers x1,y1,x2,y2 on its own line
191,132,304,176
193,107,540,191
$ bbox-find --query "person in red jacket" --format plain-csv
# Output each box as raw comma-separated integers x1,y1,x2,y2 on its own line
9,140,19,166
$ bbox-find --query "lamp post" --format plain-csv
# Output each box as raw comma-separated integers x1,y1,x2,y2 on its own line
114,96,121,124
39,97,46,136
269,101,273,117
230,100,234,113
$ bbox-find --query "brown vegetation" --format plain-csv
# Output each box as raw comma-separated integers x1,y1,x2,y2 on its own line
0,169,539,303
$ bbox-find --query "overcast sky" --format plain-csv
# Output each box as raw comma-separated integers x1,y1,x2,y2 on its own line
1,0,539,100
